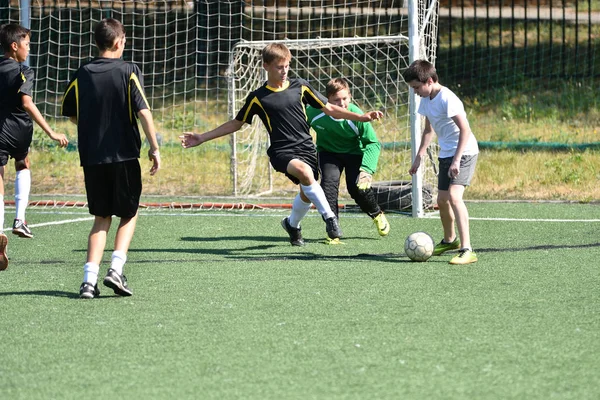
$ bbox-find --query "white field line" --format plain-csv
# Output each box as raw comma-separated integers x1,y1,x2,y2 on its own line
423,215,600,223
4,216,94,231
21,210,600,225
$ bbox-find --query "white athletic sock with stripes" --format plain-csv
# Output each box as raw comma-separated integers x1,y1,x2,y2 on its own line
288,194,312,228
83,262,100,285
300,182,335,219
110,250,127,275
15,169,31,221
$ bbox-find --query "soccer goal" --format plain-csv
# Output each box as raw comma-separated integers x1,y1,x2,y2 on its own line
227,1,440,216
4,0,439,215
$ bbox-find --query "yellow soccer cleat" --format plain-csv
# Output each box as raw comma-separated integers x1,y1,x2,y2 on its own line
433,237,460,256
324,237,345,245
373,213,390,236
449,249,478,265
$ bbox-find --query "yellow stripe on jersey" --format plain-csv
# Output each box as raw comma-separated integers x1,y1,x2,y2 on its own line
301,85,326,119
61,79,79,119
17,72,26,93
243,97,272,132
128,72,150,122
265,80,290,92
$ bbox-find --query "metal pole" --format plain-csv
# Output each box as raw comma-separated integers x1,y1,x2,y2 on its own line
408,0,423,218
19,0,30,66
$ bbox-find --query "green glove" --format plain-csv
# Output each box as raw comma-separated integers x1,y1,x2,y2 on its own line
356,170,373,190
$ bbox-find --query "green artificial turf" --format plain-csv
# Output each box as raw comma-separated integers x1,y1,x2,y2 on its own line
1,202,599,399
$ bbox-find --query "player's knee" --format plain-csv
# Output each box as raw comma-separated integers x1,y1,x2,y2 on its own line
437,192,450,205
15,159,29,171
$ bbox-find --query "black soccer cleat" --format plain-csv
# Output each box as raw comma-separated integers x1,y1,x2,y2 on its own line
103,268,133,296
12,219,33,238
79,282,100,299
324,216,343,239
281,217,305,246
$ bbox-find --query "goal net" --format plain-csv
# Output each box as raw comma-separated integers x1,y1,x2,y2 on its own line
228,2,440,214
1,0,439,213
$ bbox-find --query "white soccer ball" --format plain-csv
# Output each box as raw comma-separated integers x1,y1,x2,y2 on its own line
404,231,434,262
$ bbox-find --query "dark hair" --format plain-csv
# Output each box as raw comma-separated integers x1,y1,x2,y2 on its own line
94,18,125,51
325,77,351,98
402,60,439,83
0,23,30,52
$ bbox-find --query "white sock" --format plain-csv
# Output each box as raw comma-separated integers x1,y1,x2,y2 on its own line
15,169,31,221
111,250,127,275
288,194,312,228
0,194,4,233
300,182,335,219
83,262,100,285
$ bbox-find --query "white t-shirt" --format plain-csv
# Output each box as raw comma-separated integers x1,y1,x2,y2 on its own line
417,86,479,158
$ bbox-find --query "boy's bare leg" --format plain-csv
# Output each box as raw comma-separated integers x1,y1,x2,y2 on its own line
87,216,112,264
101,213,138,297
114,213,138,254
287,159,334,218
287,159,342,239
437,190,456,243
448,184,471,250
80,216,111,296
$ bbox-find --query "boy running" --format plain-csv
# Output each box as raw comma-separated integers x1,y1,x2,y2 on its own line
0,23,68,270
403,60,479,264
306,77,389,242
180,43,383,245
62,18,161,297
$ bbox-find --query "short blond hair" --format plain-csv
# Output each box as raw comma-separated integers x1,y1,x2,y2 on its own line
262,43,292,64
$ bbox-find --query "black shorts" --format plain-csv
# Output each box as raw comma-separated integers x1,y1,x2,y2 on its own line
83,159,142,218
269,149,319,185
0,121,33,166
0,136,32,166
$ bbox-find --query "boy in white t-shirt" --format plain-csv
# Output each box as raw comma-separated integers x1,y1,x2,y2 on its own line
403,60,479,264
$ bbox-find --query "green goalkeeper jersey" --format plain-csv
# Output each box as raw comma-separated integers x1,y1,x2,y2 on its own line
306,103,381,174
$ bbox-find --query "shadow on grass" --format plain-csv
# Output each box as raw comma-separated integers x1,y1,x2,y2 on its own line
70,239,600,264
123,240,600,264
477,242,600,253
0,290,80,299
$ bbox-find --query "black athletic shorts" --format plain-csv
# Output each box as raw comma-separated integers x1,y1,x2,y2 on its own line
83,159,142,218
269,149,319,185
0,134,32,166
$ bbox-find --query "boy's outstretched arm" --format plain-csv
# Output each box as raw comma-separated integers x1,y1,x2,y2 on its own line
137,108,161,176
21,95,69,147
180,119,245,149
408,118,434,176
322,103,383,122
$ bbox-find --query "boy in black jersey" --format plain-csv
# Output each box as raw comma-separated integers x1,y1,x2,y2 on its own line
180,43,383,245
0,23,69,270
62,18,161,298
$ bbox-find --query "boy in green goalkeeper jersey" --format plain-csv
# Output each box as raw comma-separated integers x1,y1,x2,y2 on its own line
306,78,390,241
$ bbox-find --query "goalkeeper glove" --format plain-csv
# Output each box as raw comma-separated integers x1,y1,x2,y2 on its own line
356,170,373,190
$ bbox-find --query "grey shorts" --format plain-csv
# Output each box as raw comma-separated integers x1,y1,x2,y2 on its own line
438,154,478,190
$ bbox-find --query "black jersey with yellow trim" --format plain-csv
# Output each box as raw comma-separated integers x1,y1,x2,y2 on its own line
235,78,327,155
61,57,150,166
0,57,34,141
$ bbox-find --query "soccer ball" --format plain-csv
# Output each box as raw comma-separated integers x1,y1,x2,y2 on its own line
404,231,434,262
